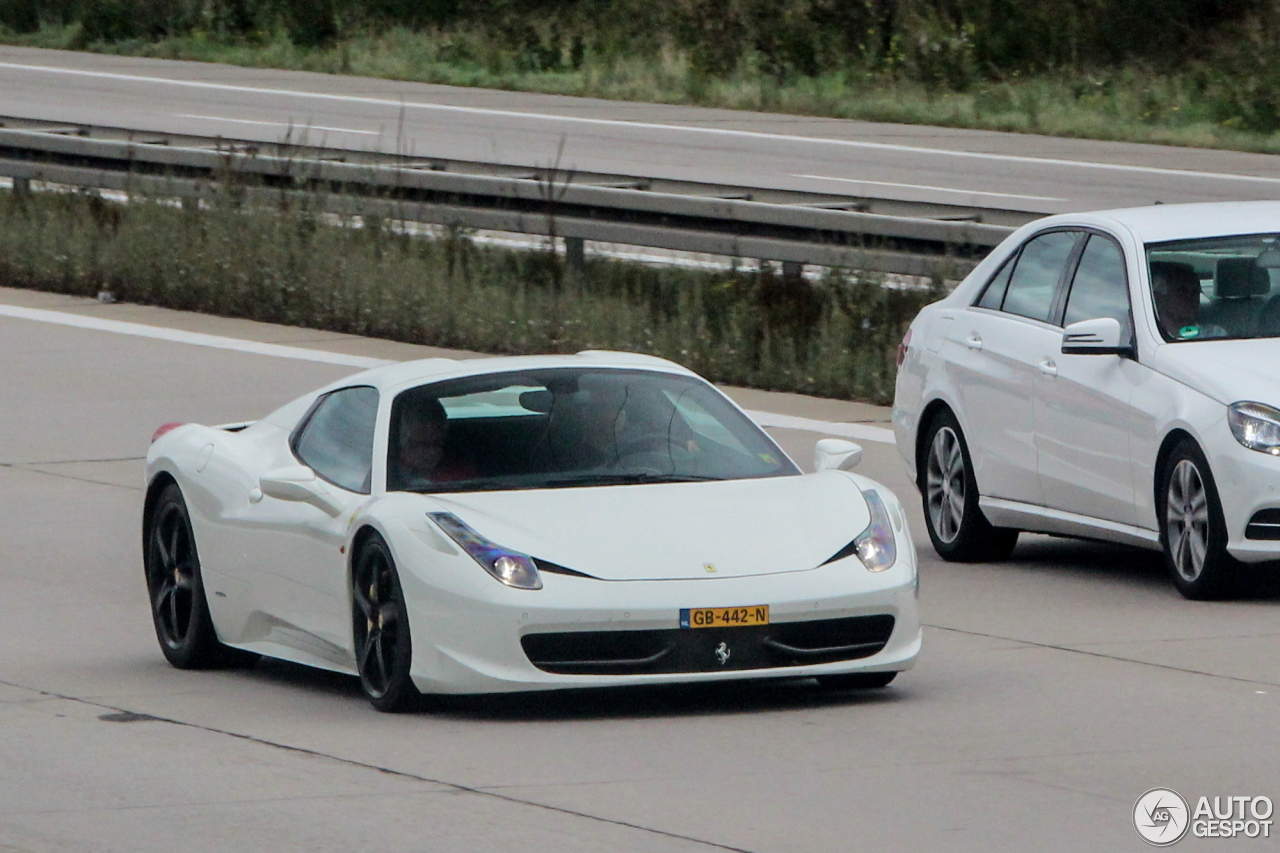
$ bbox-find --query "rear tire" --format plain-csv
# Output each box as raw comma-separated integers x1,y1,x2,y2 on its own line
352,533,420,712
920,410,1019,562
817,672,897,690
1158,439,1240,600
145,484,247,669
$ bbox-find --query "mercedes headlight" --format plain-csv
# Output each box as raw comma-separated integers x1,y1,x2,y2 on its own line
853,490,898,572
428,512,543,589
1228,402,1280,455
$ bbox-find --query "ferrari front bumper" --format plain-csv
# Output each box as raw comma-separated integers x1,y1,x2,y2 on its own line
401,545,920,695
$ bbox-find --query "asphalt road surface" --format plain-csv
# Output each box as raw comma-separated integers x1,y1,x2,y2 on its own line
4,45,1280,217
1,285,1276,852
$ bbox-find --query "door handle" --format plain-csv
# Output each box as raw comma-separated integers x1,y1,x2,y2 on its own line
1038,358,1058,377
965,333,983,351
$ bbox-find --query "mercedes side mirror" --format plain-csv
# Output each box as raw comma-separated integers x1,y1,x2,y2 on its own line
1061,317,1132,357
814,438,863,472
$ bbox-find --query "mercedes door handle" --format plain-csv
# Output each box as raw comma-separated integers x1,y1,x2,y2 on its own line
1038,358,1058,377
965,333,983,351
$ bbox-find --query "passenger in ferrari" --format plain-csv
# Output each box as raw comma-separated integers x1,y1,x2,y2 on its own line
393,397,475,486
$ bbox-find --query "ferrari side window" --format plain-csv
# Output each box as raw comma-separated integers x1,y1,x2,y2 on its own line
294,386,380,494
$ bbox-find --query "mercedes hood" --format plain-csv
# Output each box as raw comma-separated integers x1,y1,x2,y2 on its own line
1152,338,1280,406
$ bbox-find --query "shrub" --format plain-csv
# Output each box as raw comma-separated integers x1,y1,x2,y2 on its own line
0,189,937,403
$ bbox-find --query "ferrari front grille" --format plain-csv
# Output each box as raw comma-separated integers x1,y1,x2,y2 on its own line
521,614,895,676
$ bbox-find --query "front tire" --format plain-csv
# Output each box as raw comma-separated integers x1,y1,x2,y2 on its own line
352,533,420,712
145,484,227,669
920,410,1019,562
1158,439,1239,600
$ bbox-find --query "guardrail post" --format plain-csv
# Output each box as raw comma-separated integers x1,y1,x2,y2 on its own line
782,261,804,279
565,237,585,272
12,177,30,198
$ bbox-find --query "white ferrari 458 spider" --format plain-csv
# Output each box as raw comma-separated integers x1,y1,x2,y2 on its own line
144,351,920,710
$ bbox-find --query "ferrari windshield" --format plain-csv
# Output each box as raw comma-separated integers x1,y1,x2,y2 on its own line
386,368,798,492
1147,234,1280,341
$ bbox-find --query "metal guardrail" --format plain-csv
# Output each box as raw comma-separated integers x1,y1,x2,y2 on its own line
0,126,1017,278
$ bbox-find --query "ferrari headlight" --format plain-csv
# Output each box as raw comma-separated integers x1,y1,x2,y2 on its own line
1228,402,1280,455
428,512,543,590
853,490,897,572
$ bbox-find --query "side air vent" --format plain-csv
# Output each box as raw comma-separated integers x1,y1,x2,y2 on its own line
762,615,896,665
521,630,675,674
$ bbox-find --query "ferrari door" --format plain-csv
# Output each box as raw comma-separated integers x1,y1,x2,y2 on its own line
235,386,379,665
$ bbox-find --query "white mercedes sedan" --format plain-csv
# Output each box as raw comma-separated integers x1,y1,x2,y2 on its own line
146,352,920,710
894,201,1280,599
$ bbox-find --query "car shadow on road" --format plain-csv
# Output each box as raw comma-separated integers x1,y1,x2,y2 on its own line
1005,534,1280,601
416,676,910,721
237,657,912,720
1006,535,1169,587
239,659,367,699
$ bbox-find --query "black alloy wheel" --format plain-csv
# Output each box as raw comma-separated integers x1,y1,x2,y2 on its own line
816,672,897,690
352,533,420,712
1158,439,1240,600
920,409,1019,562
145,484,227,668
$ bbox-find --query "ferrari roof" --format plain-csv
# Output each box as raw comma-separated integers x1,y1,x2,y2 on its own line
331,350,697,396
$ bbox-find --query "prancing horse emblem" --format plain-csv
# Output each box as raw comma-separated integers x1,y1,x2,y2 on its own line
715,642,731,665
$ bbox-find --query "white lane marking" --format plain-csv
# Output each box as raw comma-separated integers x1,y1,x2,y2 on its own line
0,305,392,369
0,303,896,443
748,411,895,444
4,61,1280,186
792,173,1067,203
177,113,381,136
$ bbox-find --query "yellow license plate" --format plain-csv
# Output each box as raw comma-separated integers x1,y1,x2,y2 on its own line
680,605,770,629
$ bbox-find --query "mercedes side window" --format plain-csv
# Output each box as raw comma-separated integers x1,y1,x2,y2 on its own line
293,386,380,494
1063,234,1131,328
976,254,1016,310
1001,231,1080,323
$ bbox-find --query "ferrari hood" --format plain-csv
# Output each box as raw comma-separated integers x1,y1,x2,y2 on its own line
1152,338,1280,406
424,472,871,581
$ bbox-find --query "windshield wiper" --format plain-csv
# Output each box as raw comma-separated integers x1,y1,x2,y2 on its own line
540,472,723,488
401,472,724,493
403,477,525,494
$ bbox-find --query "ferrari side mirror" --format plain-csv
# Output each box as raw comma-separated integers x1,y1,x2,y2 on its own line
260,466,343,516
814,438,863,472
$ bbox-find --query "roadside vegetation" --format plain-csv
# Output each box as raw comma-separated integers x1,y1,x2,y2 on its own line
5,1,1280,152
0,187,935,403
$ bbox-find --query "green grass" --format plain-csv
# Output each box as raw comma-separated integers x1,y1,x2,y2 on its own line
7,22,1280,155
0,188,936,404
